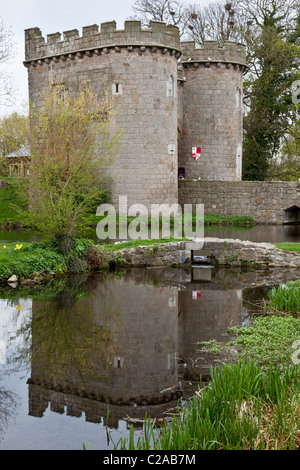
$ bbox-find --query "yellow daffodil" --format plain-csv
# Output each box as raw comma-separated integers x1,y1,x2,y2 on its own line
16,305,23,311
3,246,6,249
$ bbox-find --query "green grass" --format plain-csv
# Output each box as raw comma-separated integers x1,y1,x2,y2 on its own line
223,315,300,365
275,242,300,253
99,237,188,253
204,214,256,226
115,358,300,450
0,241,67,280
90,213,256,228
0,178,28,225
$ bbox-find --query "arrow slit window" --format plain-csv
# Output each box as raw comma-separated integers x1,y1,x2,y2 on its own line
168,75,174,97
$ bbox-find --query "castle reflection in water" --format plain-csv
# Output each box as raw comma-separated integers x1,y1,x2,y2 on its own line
25,266,300,429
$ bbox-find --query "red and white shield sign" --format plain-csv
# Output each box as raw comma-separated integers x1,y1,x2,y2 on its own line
192,147,201,160
192,291,202,300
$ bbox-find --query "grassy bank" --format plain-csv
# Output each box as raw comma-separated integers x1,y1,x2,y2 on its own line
115,358,300,450
204,214,256,226
0,241,67,280
87,212,256,229
0,238,97,282
275,242,300,253
0,237,190,281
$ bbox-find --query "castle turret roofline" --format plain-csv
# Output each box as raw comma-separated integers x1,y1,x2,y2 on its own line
180,40,247,67
24,20,181,65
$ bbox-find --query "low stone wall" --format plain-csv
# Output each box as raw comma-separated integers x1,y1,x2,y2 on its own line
179,180,300,224
199,238,300,268
111,238,300,269
111,241,191,267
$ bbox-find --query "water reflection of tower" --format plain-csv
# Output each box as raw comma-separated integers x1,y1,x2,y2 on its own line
178,279,244,379
28,277,180,425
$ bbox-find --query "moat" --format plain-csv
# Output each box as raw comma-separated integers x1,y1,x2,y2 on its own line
0,224,300,449
1,222,300,245
0,264,299,449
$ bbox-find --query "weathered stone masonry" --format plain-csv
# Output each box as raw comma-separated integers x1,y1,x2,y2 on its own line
24,20,247,211
178,40,245,182
179,180,300,224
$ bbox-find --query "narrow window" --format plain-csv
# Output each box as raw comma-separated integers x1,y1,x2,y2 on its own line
238,88,242,108
168,75,174,97
112,83,122,96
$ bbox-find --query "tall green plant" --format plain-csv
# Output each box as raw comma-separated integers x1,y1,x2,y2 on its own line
115,359,300,450
18,86,120,248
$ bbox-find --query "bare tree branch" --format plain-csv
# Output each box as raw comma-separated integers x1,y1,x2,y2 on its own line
0,17,16,106
131,0,188,36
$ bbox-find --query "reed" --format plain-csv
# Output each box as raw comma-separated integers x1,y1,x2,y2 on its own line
269,280,300,314
115,359,300,450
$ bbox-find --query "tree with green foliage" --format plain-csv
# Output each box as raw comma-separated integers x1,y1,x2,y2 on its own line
0,112,28,176
0,112,28,157
242,25,300,180
18,86,119,252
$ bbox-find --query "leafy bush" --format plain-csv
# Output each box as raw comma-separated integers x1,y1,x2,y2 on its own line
0,242,67,279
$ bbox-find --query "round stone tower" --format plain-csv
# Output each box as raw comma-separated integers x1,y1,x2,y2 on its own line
178,40,247,181
24,20,181,211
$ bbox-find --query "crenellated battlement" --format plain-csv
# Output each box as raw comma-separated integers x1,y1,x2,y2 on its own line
24,20,181,64
180,40,247,67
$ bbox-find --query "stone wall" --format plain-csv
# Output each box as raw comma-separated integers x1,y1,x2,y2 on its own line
179,180,300,224
197,237,300,268
180,40,247,66
110,237,300,269
111,241,191,267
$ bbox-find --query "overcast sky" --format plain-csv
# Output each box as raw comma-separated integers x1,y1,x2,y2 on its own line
0,0,209,117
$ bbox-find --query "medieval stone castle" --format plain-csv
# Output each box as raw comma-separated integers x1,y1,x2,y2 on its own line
24,20,246,207
24,19,300,224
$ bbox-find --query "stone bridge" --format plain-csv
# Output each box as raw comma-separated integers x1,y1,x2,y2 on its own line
111,238,300,269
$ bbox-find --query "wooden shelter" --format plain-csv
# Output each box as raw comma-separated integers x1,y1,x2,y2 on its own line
3,146,31,178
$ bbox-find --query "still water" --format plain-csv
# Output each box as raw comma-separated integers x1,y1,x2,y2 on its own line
1,266,300,450
205,224,300,243
1,223,300,245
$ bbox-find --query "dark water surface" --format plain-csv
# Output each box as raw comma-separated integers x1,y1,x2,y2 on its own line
0,228,42,244
1,266,300,450
205,224,300,243
1,223,300,245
